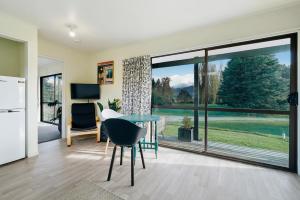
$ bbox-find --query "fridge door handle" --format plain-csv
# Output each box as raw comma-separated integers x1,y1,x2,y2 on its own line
8,110,21,113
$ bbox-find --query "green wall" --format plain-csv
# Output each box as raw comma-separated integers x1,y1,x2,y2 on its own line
0,37,25,77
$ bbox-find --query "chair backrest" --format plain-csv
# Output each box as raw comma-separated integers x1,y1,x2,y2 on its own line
95,102,105,121
72,103,96,129
103,118,146,146
101,109,123,120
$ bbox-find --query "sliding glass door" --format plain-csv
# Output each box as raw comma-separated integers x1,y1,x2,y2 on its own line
206,37,295,168
40,73,62,124
151,33,297,171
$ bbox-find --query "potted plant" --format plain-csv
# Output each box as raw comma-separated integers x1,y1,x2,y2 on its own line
108,98,121,112
178,116,193,142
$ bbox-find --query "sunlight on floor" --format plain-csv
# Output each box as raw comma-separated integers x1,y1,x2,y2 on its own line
66,153,103,160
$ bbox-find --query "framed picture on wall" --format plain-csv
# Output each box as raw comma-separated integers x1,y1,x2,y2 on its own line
97,61,114,85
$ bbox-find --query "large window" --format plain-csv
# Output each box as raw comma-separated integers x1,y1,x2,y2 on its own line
152,33,297,171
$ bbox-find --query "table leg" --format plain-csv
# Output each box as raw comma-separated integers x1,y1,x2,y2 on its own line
143,122,146,150
155,121,158,159
150,121,153,143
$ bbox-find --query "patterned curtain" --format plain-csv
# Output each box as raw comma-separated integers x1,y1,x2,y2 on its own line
122,55,151,115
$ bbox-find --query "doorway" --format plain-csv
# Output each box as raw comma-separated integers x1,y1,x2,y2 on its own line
38,57,64,143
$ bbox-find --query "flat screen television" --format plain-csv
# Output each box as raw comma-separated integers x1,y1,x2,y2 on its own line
71,83,100,99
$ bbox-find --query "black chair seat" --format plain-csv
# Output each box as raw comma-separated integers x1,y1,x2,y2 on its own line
103,118,146,186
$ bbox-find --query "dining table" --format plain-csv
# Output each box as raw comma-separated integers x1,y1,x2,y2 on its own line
118,114,160,158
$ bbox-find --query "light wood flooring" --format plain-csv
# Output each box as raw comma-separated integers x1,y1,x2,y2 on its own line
0,138,300,200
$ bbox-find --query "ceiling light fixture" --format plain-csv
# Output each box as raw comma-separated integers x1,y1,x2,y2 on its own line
66,24,77,38
69,30,76,38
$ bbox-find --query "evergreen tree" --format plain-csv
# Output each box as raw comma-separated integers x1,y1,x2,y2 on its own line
218,55,289,110
177,89,192,103
161,77,173,104
152,77,173,105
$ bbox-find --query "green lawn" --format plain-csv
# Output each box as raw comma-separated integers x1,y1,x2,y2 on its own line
163,122,288,153
153,108,289,153
207,120,288,136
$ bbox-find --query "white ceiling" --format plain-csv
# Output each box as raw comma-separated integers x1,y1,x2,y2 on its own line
0,0,299,52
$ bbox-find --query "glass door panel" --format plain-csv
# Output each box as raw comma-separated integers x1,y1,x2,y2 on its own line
206,38,292,168
152,62,205,151
41,74,62,124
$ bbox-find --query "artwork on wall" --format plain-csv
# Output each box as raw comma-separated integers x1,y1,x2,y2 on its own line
97,61,114,85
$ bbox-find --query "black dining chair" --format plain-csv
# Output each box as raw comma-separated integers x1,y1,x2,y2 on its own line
102,118,146,186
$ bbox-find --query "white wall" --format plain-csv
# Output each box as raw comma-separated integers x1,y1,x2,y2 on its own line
0,11,38,157
90,4,300,173
38,37,94,137
0,37,25,77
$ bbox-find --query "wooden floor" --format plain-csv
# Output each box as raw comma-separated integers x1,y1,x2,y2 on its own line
0,138,300,200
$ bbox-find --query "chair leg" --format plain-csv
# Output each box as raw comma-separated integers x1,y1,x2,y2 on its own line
107,145,117,181
67,130,71,147
96,132,100,143
131,146,134,186
105,138,110,154
138,142,146,169
120,146,123,165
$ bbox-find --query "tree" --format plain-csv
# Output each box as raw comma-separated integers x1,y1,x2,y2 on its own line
199,63,221,105
177,89,192,103
208,64,220,104
152,78,164,105
218,55,289,110
152,77,173,105
161,77,173,104
199,63,206,105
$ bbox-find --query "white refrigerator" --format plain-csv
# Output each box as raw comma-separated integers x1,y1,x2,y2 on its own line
0,76,26,165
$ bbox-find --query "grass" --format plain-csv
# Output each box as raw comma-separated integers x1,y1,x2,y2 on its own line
163,122,288,153
153,108,289,153
207,120,288,136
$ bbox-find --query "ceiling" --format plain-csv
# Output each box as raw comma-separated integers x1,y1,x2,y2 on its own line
0,0,299,52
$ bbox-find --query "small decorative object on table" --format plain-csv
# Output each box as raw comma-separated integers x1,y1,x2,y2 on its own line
97,61,114,85
178,116,194,142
